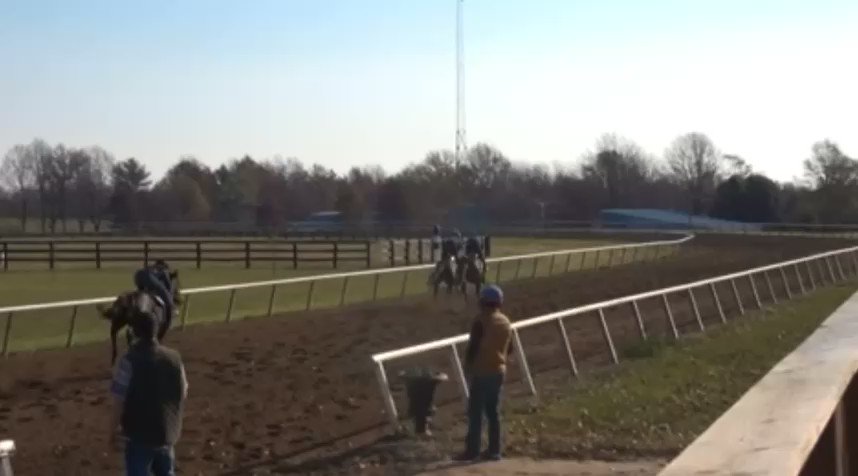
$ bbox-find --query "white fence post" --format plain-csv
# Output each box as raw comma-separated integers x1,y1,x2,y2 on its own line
339,277,350,307
731,278,745,315
806,261,817,291
266,285,278,317
794,264,806,294
780,268,793,299
764,272,778,304
65,306,79,348
748,275,762,309
399,272,409,299
826,257,837,282
556,319,579,376
598,308,619,364
835,255,846,281
710,283,727,323
688,288,704,331
631,300,647,340
373,362,399,429
372,274,381,300
449,344,469,401
305,280,316,310
225,289,237,322
1,313,12,356
662,294,679,339
817,259,828,285
179,295,191,329
512,330,537,398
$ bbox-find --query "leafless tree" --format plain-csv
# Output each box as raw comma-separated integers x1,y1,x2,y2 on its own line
72,146,115,231
802,139,858,222
581,134,655,208
665,132,724,215
0,144,35,231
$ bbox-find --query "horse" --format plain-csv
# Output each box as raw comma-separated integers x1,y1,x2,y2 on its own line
429,256,459,298
459,254,485,299
97,270,181,365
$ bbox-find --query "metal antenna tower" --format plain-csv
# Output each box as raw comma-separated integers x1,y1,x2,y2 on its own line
455,0,467,162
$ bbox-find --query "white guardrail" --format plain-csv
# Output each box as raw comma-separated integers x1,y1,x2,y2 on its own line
0,235,692,355
370,243,858,429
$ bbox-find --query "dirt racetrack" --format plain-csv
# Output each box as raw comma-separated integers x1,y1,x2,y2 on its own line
0,234,853,475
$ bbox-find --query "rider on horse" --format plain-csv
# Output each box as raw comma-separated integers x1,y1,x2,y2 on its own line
460,234,486,281
431,224,443,252
133,259,175,337
430,228,461,282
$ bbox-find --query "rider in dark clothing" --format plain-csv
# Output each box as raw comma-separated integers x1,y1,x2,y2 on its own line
462,236,487,280
133,260,174,340
465,236,485,263
441,238,459,260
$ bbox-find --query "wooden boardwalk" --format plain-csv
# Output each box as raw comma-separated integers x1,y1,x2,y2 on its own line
417,458,664,475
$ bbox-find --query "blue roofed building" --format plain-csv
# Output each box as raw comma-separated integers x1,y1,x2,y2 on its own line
598,209,760,231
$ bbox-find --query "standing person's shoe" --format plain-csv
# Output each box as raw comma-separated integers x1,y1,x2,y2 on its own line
452,452,479,462
480,451,502,461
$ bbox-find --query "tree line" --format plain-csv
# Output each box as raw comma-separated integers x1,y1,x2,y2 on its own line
0,133,854,233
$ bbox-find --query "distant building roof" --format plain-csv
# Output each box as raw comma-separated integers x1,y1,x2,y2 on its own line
599,208,759,231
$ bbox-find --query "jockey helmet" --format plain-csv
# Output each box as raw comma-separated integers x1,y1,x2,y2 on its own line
153,259,169,269
433,224,441,234
479,285,503,306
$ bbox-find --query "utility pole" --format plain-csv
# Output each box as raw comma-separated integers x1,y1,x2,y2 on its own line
455,0,467,164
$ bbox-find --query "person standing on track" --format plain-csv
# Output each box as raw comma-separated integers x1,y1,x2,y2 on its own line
110,312,188,476
455,284,512,462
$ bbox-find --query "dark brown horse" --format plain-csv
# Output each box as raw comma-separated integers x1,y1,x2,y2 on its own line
97,271,181,364
430,256,459,298
459,255,485,299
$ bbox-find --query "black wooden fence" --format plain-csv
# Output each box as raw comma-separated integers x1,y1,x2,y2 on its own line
0,239,372,270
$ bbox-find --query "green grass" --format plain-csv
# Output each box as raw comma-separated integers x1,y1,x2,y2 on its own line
504,283,858,460
0,237,639,353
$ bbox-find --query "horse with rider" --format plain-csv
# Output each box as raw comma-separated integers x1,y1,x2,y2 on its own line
429,226,487,298
98,259,182,364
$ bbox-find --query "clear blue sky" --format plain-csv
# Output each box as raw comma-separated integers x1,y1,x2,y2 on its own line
1,0,856,181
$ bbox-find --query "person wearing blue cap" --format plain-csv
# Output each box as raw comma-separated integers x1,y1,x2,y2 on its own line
454,284,512,462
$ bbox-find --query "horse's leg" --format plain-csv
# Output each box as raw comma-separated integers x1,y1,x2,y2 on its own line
110,320,121,365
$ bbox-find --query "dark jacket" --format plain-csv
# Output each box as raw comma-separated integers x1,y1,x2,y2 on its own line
114,342,187,446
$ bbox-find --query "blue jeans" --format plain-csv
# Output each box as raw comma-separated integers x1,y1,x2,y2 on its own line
125,440,175,476
465,372,504,457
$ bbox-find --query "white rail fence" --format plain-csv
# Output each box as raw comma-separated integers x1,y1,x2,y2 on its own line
371,244,858,429
0,235,692,355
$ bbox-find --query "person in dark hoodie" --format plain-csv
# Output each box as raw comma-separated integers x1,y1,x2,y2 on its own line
110,311,188,476
455,284,513,462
